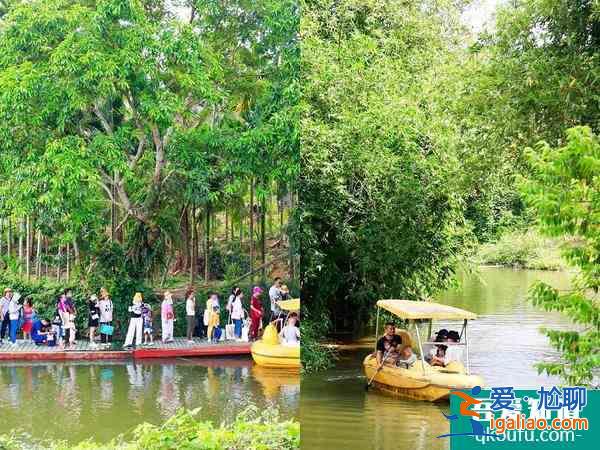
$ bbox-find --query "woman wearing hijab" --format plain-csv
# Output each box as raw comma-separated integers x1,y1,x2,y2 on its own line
249,286,264,341
161,291,175,343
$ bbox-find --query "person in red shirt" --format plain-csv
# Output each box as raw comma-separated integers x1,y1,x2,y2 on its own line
249,286,264,341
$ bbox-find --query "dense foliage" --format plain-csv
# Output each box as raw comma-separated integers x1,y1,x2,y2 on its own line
0,0,299,285
0,407,300,450
301,0,472,340
301,0,600,380
521,126,600,386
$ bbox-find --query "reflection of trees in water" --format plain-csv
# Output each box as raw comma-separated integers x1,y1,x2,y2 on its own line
0,360,300,443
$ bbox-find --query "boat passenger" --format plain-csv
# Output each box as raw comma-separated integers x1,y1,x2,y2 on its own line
376,322,403,367
279,313,300,346
442,330,464,366
396,344,417,368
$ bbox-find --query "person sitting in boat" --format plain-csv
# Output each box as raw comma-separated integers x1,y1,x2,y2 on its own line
396,344,417,368
427,329,448,366
280,313,300,346
442,330,464,366
376,322,403,367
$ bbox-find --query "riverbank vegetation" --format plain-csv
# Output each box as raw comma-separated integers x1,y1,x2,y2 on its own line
0,407,300,450
0,0,299,313
301,0,600,382
475,230,566,271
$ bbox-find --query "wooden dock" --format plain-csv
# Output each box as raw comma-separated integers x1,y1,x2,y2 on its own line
0,338,251,361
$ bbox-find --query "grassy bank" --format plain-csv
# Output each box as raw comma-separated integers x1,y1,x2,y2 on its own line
0,408,299,450
474,230,566,271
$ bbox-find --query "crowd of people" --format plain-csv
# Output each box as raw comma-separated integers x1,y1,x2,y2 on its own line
0,278,299,350
375,323,463,369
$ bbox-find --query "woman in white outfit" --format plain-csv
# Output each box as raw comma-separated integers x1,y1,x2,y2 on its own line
124,292,144,348
161,291,175,343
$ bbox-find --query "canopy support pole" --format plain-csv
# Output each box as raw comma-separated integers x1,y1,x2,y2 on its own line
463,319,470,375
374,307,380,352
414,321,426,375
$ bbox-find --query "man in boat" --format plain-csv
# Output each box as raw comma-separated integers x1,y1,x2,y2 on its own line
376,322,403,367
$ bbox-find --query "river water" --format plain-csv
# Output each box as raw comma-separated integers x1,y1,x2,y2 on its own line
0,357,299,444
300,267,574,450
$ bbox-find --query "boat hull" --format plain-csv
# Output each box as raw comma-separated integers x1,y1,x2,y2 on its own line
363,354,483,402
251,341,301,369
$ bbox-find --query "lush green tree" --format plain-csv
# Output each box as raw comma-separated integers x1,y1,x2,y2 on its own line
442,0,600,240
0,0,298,282
301,0,471,348
521,126,600,386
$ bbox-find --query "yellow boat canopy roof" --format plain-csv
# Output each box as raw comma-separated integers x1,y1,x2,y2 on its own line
278,298,300,311
376,299,477,320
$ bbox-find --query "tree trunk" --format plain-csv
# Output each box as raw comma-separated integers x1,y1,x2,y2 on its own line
249,179,255,282
57,246,62,282
7,217,11,258
261,189,267,282
18,218,24,273
44,237,49,277
26,216,31,280
66,242,70,281
190,203,197,285
182,205,190,273
36,229,42,278
204,203,210,282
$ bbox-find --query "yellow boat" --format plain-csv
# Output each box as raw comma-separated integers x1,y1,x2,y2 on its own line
363,299,484,402
251,298,300,369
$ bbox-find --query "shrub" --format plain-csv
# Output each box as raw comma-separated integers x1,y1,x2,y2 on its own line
0,407,300,450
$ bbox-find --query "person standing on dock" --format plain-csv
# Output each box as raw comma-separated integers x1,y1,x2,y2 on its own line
21,298,35,342
98,287,114,348
231,290,244,341
250,286,264,341
161,291,175,343
142,301,154,345
8,293,21,344
88,294,100,348
0,288,13,343
185,288,196,343
124,292,144,349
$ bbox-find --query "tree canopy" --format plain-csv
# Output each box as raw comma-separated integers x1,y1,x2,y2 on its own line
0,0,299,282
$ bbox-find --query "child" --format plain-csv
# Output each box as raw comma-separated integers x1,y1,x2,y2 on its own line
88,294,100,348
279,313,300,347
208,305,220,343
21,298,34,341
51,315,62,348
396,344,417,368
142,302,154,345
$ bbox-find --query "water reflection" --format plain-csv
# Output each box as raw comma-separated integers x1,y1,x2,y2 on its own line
0,357,299,444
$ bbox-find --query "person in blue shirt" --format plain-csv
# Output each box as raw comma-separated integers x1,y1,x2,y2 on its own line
31,318,50,345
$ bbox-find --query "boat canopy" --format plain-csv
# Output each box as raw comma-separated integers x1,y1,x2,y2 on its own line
376,299,477,321
277,298,300,311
